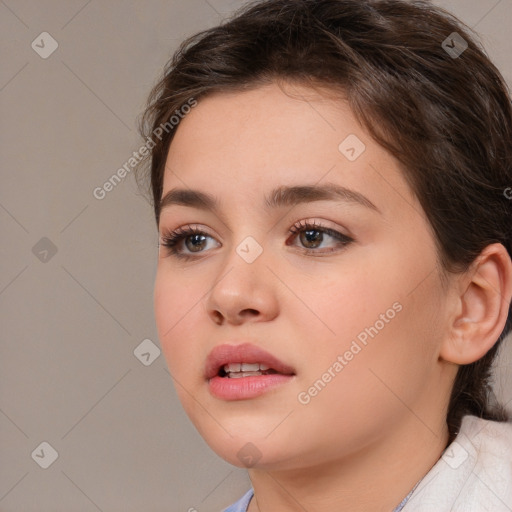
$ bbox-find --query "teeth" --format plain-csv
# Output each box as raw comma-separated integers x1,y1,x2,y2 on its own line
241,363,260,372
228,371,263,378
222,362,271,374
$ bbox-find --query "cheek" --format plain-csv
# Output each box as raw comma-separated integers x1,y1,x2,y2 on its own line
308,264,396,346
289,284,442,462
301,245,443,402
154,267,205,377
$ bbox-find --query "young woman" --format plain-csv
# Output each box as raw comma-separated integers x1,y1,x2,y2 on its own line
137,1,512,510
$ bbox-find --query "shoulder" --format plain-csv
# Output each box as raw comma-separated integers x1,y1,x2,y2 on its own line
403,416,512,511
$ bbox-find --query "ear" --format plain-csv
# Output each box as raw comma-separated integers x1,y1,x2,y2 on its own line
440,243,512,365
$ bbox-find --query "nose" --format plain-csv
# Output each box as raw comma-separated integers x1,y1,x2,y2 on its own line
204,244,279,326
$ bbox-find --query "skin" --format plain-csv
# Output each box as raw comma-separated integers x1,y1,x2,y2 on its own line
154,82,512,512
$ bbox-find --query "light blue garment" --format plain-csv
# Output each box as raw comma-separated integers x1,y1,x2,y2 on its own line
223,488,254,512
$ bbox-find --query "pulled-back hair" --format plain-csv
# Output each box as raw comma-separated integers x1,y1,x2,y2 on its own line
138,0,512,442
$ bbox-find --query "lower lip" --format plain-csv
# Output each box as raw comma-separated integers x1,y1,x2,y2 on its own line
208,374,294,400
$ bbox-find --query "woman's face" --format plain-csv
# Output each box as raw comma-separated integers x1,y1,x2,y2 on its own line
154,82,454,470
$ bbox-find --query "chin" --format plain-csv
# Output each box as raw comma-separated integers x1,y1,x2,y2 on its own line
192,418,292,468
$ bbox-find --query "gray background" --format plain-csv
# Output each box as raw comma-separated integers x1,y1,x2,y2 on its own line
1,1,511,511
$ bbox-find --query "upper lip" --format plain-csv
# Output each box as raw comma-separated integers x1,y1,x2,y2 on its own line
205,342,296,379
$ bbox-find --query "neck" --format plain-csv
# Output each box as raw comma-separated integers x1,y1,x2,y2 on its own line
247,415,450,512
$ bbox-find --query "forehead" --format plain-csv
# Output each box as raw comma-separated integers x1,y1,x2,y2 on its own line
165,83,354,172
161,82,418,219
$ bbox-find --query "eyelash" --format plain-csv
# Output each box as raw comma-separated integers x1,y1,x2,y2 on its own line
159,220,354,261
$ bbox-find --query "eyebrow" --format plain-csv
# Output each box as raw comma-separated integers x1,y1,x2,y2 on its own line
159,183,380,216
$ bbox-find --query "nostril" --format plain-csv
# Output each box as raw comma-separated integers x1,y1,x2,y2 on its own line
212,310,223,325
242,308,259,316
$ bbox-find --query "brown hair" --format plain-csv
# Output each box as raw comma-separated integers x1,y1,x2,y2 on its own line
138,0,512,442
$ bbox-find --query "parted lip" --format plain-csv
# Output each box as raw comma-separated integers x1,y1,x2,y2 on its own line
205,342,296,380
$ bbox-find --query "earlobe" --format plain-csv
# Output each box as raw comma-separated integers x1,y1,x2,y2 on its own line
440,243,512,365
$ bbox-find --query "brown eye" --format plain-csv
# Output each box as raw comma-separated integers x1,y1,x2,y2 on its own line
160,225,219,260
288,220,354,254
185,233,208,252
299,229,324,249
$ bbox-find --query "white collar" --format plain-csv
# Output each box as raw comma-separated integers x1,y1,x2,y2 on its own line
402,416,512,511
